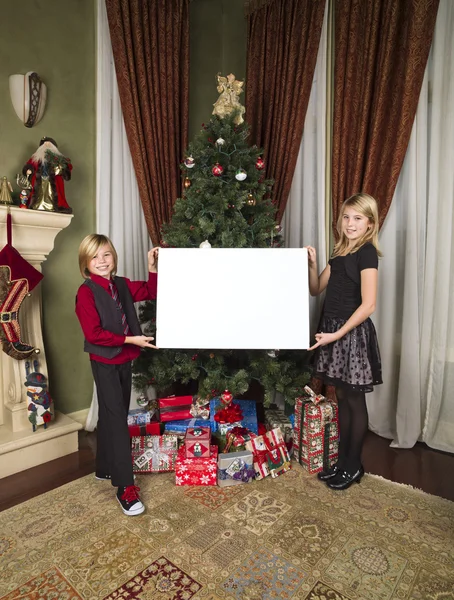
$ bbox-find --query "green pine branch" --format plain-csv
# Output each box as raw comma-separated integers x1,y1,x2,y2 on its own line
133,111,310,406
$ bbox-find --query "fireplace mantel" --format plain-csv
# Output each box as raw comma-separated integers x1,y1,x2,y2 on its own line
0,206,82,478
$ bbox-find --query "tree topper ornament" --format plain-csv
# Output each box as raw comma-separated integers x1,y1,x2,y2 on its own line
212,73,246,125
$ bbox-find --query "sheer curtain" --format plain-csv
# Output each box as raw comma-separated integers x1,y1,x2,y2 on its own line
369,0,454,453
85,0,150,431
283,3,328,338
420,0,454,452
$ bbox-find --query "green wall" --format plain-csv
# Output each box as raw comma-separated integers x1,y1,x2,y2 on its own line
189,0,247,139
0,0,247,416
0,0,96,413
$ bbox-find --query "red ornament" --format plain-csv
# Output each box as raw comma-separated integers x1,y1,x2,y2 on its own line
256,157,265,170
212,163,224,177
220,390,233,406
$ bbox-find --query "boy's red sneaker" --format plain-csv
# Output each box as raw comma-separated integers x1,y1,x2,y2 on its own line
116,485,145,516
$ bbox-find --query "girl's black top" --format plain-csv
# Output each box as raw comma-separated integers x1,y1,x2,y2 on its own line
323,243,378,319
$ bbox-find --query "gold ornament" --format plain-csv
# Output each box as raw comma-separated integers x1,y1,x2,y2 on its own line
184,177,191,189
247,194,256,206
0,176,13,205
212,73,246,125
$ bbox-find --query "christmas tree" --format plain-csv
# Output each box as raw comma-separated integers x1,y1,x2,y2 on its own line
133,76,310,406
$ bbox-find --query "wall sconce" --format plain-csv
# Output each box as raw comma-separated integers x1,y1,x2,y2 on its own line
9,72,47,128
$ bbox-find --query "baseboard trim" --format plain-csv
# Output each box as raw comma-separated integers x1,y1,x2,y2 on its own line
67,408,90,428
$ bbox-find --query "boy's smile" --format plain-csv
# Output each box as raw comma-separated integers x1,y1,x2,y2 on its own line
88,244,115,279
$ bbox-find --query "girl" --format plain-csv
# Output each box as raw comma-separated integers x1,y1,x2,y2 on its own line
306,193,382,490
76,234,159,515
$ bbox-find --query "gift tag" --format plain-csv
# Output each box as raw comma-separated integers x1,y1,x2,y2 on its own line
226,457,246,477
134,453,149,468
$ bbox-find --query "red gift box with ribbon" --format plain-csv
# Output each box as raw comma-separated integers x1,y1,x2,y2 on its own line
185,425,211,458
128,421,161,437
175,445,218,485
245,427,292,480
293,385,339,474
224,426,256,452
158,395,194,422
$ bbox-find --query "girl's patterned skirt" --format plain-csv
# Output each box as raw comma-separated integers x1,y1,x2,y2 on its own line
312,316,382,393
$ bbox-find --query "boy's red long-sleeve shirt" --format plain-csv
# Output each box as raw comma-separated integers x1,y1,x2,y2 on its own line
75,272,157,364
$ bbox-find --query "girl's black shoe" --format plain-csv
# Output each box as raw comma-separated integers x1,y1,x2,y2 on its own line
326,466,364,490
317,464,340,481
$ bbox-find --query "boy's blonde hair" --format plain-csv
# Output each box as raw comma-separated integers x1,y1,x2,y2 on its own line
78,234,118,279
332,192,382,257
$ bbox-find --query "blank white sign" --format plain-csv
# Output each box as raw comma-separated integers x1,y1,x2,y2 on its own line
156,248,309,349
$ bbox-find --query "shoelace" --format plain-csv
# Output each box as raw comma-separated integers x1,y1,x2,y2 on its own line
121,485,141,503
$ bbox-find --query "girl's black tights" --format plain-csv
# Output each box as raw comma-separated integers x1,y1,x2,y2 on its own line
335,386,368,474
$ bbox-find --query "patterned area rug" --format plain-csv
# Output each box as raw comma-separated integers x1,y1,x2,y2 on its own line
0,465,453,600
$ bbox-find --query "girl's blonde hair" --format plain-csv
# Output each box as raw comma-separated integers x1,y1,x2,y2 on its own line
332,192,382,257
78,234,118,279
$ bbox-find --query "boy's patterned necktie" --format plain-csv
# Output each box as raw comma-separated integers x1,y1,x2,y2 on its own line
109,282,130,335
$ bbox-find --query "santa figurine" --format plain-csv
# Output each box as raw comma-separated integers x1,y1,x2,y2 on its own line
22,136,72,213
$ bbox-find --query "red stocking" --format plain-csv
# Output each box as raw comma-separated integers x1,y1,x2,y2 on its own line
0,211,43,359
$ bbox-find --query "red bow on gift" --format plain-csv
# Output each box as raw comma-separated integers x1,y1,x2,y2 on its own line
214,402,243,424
224,425,256,452
227,426,251,438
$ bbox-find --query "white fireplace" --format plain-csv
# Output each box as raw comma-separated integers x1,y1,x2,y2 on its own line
0,206,82,478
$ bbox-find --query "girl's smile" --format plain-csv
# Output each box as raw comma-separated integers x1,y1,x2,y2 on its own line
342,207,371,245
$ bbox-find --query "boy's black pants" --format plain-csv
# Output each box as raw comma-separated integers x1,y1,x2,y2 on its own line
91,360,134,488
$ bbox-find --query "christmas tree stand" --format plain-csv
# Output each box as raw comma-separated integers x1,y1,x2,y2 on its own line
0,206,82,478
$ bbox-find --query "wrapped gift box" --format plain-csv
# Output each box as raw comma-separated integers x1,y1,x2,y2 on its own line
264,408,293,454
158,395,195,422
128,421,160,437
224,426,257,452
131,434,178,473
245,427,292,480
218,450,255,487
218,421,241,435
209,398,258,435
185,425,211,458
127,408,156,426
164,418,210,433
293,387,339,474
264,408,293,441
175,445,218,486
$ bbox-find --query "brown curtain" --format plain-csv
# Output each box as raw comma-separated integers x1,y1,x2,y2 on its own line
332,0,439,231
105,0,189,245
245,0,327,222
